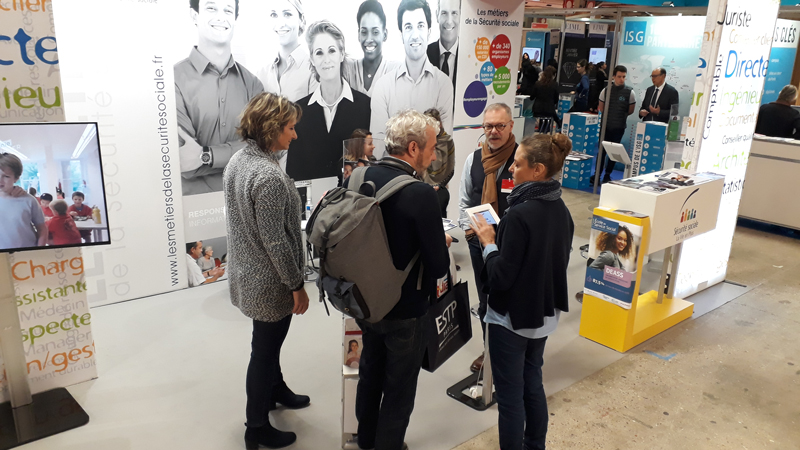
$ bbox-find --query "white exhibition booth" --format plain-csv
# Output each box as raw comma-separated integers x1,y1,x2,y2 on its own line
739,136,800,230
0,0,795,448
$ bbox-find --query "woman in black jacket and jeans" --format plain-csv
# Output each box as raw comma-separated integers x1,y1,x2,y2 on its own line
471,133,575,450
529,66,560,131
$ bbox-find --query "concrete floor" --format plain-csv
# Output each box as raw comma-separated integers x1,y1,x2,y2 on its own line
454,190,800,450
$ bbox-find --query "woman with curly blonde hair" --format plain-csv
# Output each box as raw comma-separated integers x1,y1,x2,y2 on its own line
224,92,311,449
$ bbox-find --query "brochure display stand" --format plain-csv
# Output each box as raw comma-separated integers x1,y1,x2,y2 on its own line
0,255,89,449
579,170,724,352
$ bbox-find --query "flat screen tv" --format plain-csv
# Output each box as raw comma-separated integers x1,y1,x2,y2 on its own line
589,48,607,65
0,122,110,253
522,46,542,63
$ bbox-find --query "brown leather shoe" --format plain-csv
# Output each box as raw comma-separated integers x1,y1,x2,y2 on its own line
470,353,484,373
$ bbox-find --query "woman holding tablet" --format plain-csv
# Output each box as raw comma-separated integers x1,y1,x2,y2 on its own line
471,134,574,450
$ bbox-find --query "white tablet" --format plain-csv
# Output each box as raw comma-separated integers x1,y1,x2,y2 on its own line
602,141,632,165
466,204,501,228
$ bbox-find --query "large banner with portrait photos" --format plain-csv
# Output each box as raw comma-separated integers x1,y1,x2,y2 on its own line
52,0,476,300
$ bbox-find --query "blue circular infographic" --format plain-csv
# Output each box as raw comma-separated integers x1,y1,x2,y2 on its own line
480,62,495,86
463,81,488,118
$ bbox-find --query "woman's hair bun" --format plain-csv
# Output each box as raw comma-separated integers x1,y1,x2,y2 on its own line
550,133,572,157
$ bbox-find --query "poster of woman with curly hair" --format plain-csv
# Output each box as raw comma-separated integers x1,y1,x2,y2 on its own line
585,212,643,309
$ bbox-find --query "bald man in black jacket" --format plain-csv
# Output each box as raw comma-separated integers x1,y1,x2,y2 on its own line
639,67,679,123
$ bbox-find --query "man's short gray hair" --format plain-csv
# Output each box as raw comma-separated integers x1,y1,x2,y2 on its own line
778,85,798,104
385,110,440,156
484,103,512,119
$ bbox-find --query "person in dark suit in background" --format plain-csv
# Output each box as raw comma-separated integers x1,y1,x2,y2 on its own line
755,85,800,140
287,20,371,181
426,0,460,90
639,67,679,123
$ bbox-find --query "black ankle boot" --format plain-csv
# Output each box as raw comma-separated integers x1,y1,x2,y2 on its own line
270,383,310,410
244,423,296,449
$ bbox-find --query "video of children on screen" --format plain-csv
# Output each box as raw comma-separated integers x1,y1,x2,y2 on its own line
0,123,108,252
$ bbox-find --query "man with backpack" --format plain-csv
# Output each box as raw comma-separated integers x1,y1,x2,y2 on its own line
344,110,451,450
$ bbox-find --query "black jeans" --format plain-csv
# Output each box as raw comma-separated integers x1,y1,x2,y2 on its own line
355,317,427,450
489,324,548,450
597,127,626,178
467,236,488,343
245,315,292,428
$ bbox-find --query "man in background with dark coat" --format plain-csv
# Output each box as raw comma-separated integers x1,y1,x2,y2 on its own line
639,67,679,123
426,0,460,90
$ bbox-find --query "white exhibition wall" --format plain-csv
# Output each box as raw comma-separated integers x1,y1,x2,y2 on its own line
1,3,98,403
49,0,777,307
50,0,526,305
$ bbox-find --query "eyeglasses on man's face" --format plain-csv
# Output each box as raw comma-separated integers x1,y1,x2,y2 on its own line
483,122,511,132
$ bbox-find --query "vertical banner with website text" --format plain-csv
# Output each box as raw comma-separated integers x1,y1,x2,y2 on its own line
449,0,524,220
0,1,97,402
677,0,780,298
54,0,190,303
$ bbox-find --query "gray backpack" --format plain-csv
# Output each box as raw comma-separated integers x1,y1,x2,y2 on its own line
307,166,421,323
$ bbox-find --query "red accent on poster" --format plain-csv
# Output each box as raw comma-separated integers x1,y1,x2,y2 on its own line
490,34,511,68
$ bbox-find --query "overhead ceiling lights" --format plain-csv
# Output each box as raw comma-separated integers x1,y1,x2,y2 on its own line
0,140,28,160
71,124,97,159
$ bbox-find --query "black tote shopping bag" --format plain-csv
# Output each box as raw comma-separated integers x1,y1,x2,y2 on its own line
422,281,472,373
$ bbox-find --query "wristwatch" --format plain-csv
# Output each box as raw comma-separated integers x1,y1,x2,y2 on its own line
200,146,212,166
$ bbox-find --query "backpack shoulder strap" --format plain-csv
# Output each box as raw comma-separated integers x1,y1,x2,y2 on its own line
374,174,420,203
348,166,368,192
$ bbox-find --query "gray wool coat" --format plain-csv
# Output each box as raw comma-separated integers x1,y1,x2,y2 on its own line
223,143,304,322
